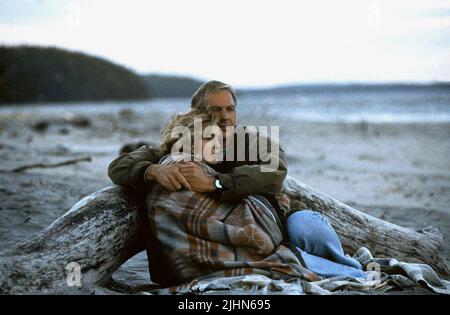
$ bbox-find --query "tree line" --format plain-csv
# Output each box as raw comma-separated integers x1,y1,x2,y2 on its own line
0,46,204,104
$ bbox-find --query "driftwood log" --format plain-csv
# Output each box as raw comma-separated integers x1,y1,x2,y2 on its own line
0,176,448,294
0,186,146,294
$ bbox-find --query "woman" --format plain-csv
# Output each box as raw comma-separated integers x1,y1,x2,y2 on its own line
159,109,224,165
147,110,366,287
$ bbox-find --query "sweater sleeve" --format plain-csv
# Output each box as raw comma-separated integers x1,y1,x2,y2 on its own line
108,145,163,191
217,132,288,202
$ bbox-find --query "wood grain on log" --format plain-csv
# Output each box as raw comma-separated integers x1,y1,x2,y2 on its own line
0,186,145,294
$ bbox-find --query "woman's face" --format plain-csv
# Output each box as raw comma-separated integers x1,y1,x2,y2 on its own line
201,133,222,165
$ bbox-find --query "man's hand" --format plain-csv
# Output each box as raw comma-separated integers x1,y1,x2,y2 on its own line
145,164,191,192
178,161,215,193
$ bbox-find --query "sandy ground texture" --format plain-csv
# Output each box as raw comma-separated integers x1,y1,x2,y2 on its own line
0,105,449,294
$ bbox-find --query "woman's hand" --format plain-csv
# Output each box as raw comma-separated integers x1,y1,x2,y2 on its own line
177,161,216,193
145,164,191,192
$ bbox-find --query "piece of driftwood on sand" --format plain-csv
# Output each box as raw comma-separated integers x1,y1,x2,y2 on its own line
0,156,92,173
0,175,448,294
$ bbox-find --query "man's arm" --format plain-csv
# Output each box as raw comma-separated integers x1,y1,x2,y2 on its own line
217,135,288,202
108,145,191,192
108,145,162,191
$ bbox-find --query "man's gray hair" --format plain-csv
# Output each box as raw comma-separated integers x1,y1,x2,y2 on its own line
191,80,237,113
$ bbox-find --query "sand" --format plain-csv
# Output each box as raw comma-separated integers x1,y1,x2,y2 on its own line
0,105,449,293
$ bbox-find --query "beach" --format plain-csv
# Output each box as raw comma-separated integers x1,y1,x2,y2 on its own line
0,97,449,293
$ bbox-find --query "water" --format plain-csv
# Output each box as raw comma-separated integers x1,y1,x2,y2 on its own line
1,87,449,123
237,88,450,123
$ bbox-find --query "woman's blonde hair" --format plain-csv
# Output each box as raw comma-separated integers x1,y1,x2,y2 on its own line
160,110,214,155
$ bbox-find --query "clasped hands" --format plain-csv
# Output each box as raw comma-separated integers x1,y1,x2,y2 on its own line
145,161,215,193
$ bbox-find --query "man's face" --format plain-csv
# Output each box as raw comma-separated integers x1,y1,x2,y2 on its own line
205,90,237,136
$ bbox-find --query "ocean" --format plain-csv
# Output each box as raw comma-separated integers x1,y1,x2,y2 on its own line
1,85,449,124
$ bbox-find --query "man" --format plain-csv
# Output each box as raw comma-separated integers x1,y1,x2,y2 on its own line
108,80,288,287
108,80,287,203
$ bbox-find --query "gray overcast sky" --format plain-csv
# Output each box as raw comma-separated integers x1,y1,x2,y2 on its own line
1,0,449,87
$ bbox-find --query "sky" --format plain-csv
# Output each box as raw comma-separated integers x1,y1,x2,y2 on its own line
1,0,449,88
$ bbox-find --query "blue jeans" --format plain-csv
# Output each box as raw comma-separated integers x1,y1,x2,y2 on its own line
287,210,366,279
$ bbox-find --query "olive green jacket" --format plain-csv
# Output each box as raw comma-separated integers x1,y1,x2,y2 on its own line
108,130,288,202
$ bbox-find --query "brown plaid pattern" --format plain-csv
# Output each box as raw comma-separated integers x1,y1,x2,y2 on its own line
146,155,319,285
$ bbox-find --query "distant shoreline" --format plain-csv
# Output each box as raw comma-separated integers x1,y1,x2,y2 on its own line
237,82,450,96
2,82,449,106
2,45,449,105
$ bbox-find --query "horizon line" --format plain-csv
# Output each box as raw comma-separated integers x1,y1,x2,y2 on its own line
2,44,449,90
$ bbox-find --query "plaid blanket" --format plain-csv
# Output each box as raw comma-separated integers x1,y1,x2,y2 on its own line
146,247,450,295
146,155,319,286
